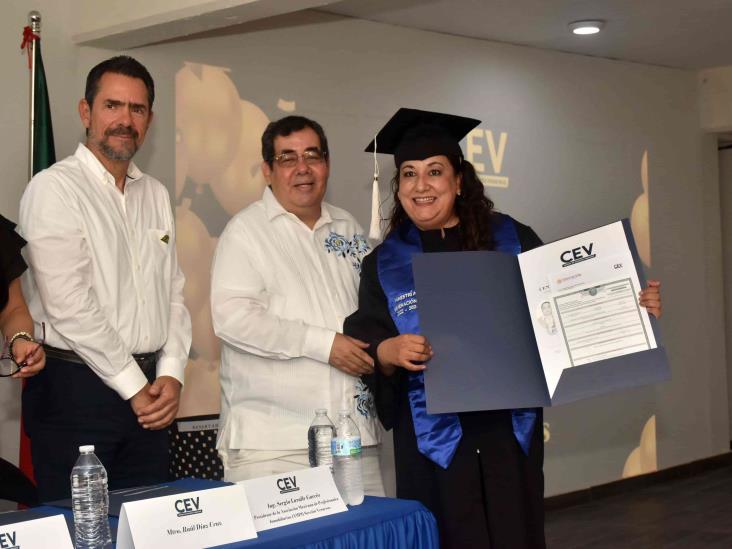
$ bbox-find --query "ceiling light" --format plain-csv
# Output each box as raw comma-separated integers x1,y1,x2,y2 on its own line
569,20,605,35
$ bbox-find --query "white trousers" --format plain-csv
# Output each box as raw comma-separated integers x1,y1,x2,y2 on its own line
220,447,386,497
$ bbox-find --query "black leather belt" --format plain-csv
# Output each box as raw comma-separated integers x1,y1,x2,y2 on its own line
43,345,159,375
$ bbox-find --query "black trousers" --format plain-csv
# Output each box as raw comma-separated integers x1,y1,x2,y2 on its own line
22,356,170,502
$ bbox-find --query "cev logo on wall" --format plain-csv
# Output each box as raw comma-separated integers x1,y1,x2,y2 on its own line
465,128,509,188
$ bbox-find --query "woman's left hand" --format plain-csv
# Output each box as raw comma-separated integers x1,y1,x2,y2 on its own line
639,280,662,319
11,339,46,378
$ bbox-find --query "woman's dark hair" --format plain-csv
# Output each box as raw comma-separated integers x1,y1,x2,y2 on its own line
386,155,495,251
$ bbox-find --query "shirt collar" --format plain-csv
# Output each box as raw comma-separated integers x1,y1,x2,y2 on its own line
74,143,144,186
262,186,348,230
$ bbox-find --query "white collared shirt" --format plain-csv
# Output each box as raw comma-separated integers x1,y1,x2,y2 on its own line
19,143,191,400
211,187,379,451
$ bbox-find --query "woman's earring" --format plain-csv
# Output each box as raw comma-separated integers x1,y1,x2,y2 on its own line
457,189,462,197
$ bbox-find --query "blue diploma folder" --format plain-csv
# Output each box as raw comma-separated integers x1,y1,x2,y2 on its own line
412,219,669,414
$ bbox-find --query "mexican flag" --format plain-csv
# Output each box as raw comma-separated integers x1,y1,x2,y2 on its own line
20,24,57,488
26,26,56,176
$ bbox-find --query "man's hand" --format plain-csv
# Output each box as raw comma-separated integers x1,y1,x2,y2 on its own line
135,376,182,430
328,333,374,376
377,334,432,373
129,383,155,415
10,339,45,379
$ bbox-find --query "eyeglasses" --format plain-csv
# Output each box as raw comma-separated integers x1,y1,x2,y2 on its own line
273,149,327,168
1,323,45,377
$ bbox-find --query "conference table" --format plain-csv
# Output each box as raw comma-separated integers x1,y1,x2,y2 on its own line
26,478,439,548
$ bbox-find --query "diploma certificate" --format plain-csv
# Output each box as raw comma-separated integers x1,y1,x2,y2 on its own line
413,219,669,413
517,221,658,397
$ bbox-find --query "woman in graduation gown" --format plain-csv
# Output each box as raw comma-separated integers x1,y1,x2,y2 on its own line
344,109,662,549
0,214,45,378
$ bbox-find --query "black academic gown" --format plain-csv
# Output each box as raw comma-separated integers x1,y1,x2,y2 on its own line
344,222,546,549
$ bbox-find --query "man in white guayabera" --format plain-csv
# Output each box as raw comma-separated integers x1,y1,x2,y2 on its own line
211,115,384,495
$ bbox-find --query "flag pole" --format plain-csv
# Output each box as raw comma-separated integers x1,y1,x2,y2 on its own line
28,10,41,181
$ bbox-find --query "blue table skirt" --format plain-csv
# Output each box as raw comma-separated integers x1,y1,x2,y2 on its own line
216,495,438,549
35,479,439,549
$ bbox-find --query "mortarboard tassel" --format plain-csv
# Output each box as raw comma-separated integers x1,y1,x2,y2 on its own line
368,133,382,242
369,175,381,241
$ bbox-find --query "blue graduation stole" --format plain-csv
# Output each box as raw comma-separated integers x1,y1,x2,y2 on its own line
377,214,537,469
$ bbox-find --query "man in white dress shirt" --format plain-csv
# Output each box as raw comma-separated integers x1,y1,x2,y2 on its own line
19,56,191,501
211,116,384,494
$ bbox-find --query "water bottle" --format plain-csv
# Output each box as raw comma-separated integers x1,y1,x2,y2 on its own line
308,409,336,470
71,445,112,549
331,410,364,506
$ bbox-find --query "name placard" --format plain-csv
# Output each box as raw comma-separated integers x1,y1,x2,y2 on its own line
0,514,73,549
240,466,347,531
116,484,257,549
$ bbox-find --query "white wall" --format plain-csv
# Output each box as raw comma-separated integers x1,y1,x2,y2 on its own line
73,0,335,48
700,66,732,133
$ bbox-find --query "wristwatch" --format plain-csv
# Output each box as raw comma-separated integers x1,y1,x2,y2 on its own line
9,331,35,359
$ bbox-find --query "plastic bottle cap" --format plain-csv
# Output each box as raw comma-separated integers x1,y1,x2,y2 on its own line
79,445,95,453
315,408,328,414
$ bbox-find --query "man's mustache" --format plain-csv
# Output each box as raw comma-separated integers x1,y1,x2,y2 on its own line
105,126,139,139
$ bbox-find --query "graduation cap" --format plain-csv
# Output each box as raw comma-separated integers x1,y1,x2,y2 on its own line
365,108,481,167
365,108,481,241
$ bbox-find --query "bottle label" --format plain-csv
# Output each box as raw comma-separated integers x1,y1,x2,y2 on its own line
331,437,362,457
